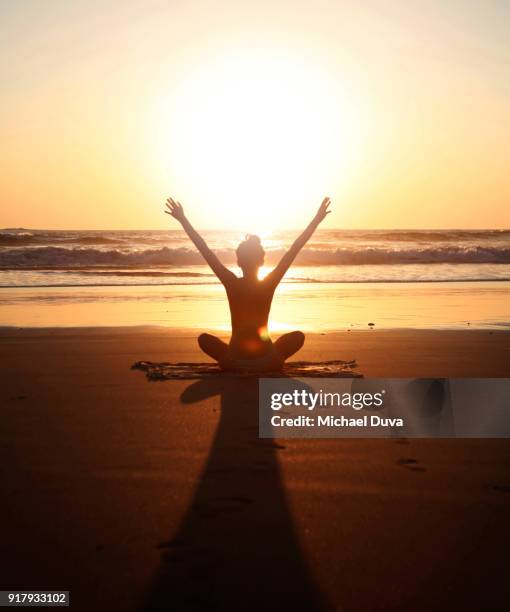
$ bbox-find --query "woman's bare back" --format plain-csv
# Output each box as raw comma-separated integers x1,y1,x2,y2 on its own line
225,276,276,359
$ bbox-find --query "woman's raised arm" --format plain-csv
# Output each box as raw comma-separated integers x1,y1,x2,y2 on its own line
165,197,235,285
266,197,331,287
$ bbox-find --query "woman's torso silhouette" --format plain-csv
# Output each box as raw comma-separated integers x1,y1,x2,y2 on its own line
225,275,275,358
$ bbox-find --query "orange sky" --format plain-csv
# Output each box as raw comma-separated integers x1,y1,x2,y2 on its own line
1,0,509,230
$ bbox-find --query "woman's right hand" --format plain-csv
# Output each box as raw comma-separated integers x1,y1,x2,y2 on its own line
165,197,186,223
313,197,331,224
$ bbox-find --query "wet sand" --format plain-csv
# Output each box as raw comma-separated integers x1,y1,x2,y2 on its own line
1,327,509,610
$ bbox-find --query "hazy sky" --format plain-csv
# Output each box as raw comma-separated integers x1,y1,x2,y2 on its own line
1,0,509,229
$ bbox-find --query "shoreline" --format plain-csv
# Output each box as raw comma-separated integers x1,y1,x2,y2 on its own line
3,279,509,285
2,280,508,330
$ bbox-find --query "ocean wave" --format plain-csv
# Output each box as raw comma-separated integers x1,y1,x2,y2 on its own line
1,244,510,268
0,246,209,267
0,232,36,246
0,233,124,247
69,270,214,278
294,246,510,265
336,229,510,242
2,277,509,289
69,236,125,245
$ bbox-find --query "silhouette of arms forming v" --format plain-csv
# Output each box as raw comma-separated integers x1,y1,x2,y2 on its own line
266,196,331,287
165,197,236,285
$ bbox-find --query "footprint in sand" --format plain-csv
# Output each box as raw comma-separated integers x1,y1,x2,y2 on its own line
393,437,410,445
397,457,426,472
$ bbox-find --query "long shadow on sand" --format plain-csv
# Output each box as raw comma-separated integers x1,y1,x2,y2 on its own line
140,377,327,611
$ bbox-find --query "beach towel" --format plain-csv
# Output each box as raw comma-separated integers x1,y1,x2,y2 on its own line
132,360,362,380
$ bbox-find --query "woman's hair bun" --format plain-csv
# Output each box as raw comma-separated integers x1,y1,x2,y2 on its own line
236,234,265,268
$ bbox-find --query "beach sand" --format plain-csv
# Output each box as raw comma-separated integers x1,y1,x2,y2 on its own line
1,327,510,611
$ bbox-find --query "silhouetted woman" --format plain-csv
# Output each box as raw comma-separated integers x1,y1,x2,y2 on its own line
164,196,331,370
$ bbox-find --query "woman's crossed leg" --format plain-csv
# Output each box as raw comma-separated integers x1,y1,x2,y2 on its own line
198,331,305,370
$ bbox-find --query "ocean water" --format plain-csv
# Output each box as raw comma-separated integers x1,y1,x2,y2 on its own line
0,228,509,329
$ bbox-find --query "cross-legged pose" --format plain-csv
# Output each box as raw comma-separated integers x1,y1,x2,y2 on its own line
164,196,331,371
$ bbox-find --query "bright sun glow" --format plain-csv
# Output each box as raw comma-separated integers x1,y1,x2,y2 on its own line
154,50,359,232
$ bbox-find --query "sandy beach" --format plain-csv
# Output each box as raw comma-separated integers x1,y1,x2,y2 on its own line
1,327,509,610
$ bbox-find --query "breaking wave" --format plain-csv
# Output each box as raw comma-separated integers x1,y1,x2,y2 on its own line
1,244,509,269
0,233,124,247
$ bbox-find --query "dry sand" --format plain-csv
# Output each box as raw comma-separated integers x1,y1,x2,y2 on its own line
1,327,509,611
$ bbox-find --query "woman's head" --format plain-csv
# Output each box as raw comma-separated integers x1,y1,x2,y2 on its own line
236,234,265,273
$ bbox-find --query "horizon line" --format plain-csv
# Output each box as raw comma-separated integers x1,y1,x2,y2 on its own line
2,227,509,232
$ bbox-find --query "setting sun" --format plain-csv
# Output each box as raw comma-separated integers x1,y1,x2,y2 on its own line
153,50,359,231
